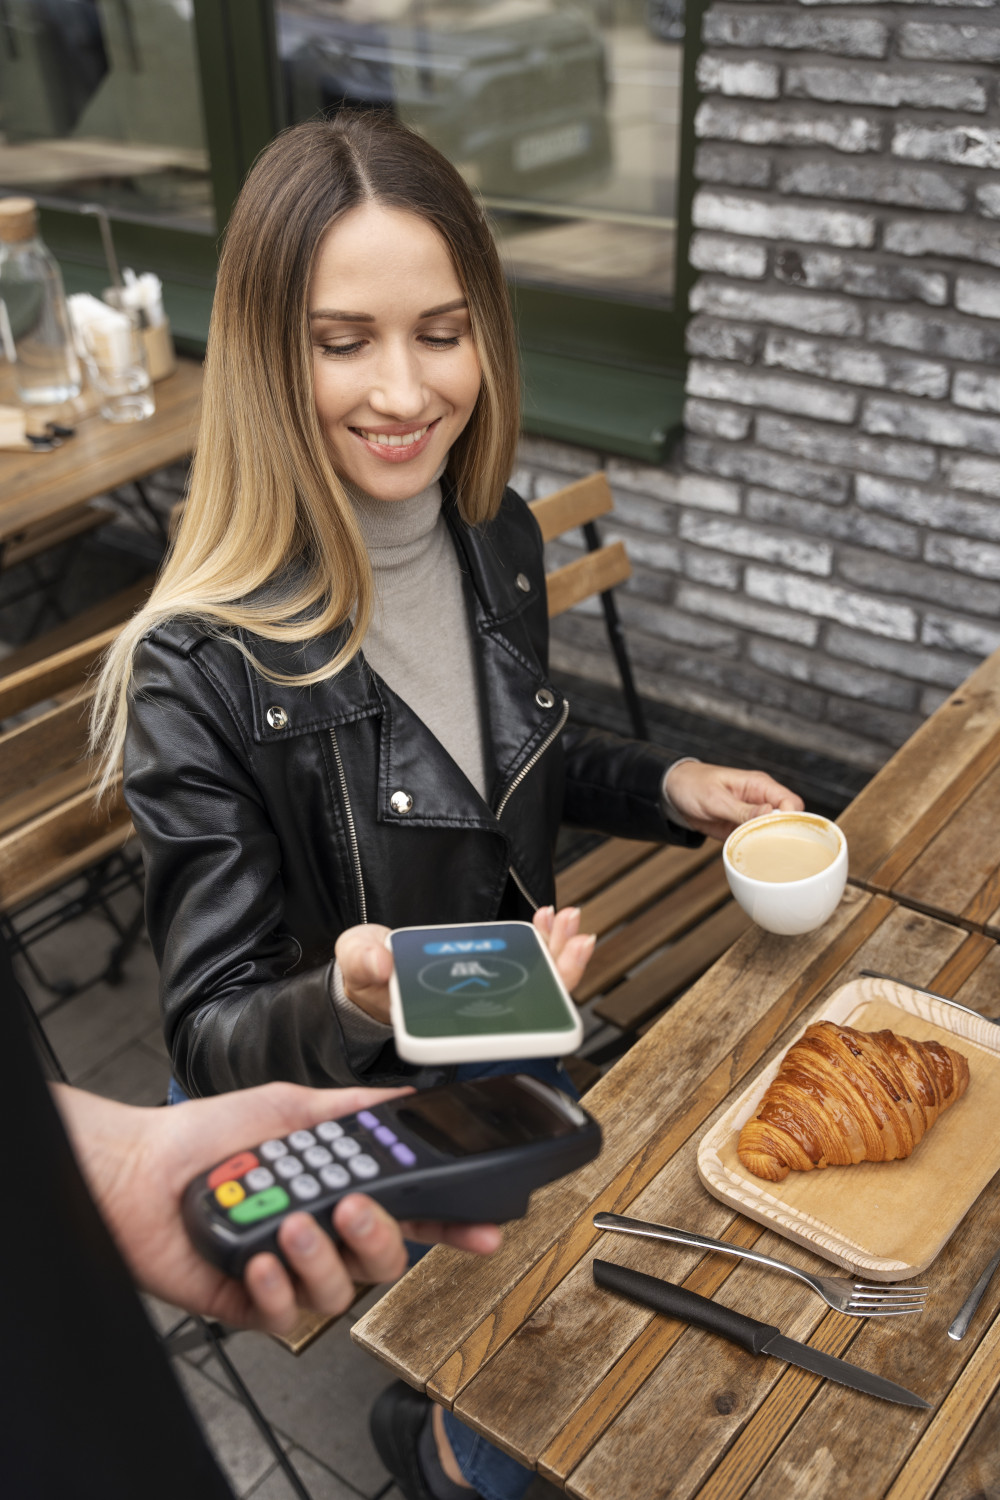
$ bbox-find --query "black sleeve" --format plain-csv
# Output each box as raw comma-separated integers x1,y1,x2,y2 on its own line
0,944,234,1500
560,722,704,847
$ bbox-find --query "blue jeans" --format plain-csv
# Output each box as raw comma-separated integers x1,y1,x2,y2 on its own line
170,1058,577,1499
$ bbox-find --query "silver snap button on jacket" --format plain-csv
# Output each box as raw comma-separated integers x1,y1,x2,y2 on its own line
535,688,556,709
266,706,289,730
515,572,531,593
390,791,414,814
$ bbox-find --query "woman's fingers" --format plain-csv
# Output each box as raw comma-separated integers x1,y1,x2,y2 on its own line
555,932,596,993
533,905,594,993
335,924,394,1022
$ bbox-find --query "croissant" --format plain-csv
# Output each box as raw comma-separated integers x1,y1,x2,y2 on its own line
738,1020,970,1182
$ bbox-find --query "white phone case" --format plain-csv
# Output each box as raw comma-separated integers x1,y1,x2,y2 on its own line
387,921,583,1066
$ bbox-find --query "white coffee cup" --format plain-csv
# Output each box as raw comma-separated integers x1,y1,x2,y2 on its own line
722,811,848,936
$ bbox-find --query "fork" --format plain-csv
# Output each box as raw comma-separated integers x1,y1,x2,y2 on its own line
593,1213,928,1317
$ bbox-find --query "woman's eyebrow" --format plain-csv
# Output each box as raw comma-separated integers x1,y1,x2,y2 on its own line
309,308,375,321
419,298,468,317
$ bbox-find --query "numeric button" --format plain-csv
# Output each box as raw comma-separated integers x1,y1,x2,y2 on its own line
244,1167,275,1193
319,1163,351,1190
332,1137,361,1159
260,1138,288,1160
349,1154,379,1181
304,1145,332,1169
288,1129,316,1151
316,1121,344,1142
275,1155,303,1180
290,1174,321,1201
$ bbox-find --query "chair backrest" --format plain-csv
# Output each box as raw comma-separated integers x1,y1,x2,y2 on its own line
0,627,118,723
528,472,631,618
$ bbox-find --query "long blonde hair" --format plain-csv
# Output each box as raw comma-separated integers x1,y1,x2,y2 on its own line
91,113,520,793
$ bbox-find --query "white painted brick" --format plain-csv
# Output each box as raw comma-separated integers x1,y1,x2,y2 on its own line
746,487,921,557
839,546,1000,614
690,279,864,337
862,396,1000,456
603,525,681,574
762,333,949,399
883,218,1000,269
748,638,917,712
685,436,850,503
940,455,1000,498
856,473,1000,539
925,532,1000,579
684,398,753,442
687,361,858,422
692,192,876,249
953,370,1000,415
955,276,1000,320
868,307,1000,363
922,613,1000,655
703,13,888,57
679,513,833,575
689,233,768,280
784,63,987,113
606,457,742,514
776,159,966,213
746,567,917,640
676,583,821,645
696,55,780,99
682,547,742,590
774,248,947,305
696,99,881,154
892,122,1000,170
686,317,760,364
756,413,937,480
516,435,598,476
977,184,1000,219
826,624,975,689
695,143,773,190
900,22,1000,63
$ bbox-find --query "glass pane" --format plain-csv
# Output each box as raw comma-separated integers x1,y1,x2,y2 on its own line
0,0,214,231
277,0,683,303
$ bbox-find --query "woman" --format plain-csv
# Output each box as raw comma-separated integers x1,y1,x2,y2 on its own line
94,113,800,1499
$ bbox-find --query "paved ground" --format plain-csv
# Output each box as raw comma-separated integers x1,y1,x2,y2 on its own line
19,890,560,1500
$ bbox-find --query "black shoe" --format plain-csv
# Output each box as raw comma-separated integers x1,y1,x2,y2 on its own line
370,1380,481,1500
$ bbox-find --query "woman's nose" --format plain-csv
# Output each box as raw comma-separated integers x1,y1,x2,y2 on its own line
368,343,427,419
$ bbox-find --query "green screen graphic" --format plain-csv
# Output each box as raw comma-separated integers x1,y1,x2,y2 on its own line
392,924,576,1039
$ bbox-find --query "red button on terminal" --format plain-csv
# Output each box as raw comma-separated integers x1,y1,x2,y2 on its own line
207,1152,259,1190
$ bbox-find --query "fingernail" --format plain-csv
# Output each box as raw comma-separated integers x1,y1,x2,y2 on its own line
286,1219,320,1256
343,1200,376,1237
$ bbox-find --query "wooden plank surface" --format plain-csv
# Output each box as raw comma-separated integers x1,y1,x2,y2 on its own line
529,474,613,544
0,626,118,721
578,842,720,939
0,357,201,543
546,543,631,619
840,652,1000,886
0,576,153,682
593,901,750,1033
555,839,658,910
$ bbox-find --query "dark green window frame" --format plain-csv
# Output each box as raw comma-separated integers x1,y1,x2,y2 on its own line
35,0,704,464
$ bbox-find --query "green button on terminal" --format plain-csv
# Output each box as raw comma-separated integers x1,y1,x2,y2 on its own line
228,1186,290,1224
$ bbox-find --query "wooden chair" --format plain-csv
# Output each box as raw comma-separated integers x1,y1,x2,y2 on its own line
0,629,140,1020
529,472,648,740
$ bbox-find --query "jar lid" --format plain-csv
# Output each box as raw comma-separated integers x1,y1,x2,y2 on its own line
0,197,38,243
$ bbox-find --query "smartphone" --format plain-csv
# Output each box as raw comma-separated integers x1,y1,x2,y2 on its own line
387,921,584,1065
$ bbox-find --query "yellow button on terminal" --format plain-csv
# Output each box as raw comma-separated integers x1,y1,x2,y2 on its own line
214,1179,245,1208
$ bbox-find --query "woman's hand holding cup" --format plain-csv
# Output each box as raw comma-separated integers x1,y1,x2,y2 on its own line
336,908,596,1023
664,762,804,842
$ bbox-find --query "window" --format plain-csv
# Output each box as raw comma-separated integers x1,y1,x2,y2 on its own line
0,0,702,459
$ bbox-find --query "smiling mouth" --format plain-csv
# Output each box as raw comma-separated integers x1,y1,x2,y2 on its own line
353,421,437,448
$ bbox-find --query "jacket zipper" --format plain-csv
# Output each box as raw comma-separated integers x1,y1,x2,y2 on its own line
329,728,367,924
497,697,570,910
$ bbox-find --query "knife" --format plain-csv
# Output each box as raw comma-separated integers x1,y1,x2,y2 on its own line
593,1260,931,1409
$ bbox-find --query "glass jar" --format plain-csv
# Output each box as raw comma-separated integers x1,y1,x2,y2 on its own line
0,197,82,405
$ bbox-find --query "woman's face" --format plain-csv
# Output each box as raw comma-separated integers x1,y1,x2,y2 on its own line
309,203,483,501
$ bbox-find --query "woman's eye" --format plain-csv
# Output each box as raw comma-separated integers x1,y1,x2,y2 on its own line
318,340,366,358
421,334,462,349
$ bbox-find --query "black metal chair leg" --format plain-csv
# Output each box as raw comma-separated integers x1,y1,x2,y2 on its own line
582,520,650,741
198,1319,315,1500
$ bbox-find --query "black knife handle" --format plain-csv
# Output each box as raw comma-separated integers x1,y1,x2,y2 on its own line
593,1260,780,1355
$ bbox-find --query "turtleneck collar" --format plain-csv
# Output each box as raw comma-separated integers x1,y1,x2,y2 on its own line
342,463,448,567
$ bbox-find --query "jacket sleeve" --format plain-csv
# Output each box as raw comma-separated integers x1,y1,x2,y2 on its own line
560,723,704,847
124,633,441,1097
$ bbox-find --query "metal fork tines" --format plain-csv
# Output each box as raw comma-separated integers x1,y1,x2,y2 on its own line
594,1213,928,1317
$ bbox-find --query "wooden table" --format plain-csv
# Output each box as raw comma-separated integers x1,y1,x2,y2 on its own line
842,647,1000,938
0,355,202,549
353,888,1000,1498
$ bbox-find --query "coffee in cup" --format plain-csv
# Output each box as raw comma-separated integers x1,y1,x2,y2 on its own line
723,812,847,936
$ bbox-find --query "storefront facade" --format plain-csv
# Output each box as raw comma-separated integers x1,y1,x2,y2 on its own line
1,0,997,772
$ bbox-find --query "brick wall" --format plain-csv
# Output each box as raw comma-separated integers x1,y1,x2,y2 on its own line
521,1,1000,773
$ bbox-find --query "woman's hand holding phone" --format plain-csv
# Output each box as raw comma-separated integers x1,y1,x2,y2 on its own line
336,907,596,1025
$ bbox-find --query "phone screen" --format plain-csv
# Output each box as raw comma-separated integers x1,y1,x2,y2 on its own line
391,923,576,1040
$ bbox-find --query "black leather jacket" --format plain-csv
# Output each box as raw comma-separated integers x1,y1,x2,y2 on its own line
124,486,695,1097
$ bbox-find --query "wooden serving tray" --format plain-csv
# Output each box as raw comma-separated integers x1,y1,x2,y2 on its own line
697,976,1000,1279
